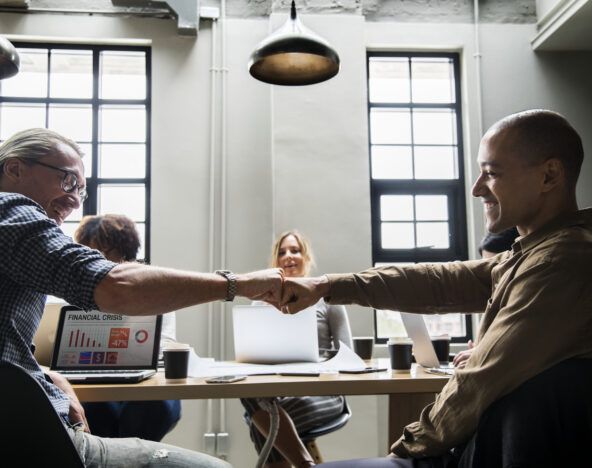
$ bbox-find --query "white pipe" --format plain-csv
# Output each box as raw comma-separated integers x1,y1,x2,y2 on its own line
219,0,229,434
206,17,219,435
472,0,484,337
473,0,484,138
270,83,276,243
270,19,276,243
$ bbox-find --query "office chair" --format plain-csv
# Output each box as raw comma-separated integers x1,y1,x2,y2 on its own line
300,400,352,464
0,362,84,467
250,399,352,467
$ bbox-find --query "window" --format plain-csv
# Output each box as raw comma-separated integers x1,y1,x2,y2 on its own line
367,52,471,344
0,43,151,261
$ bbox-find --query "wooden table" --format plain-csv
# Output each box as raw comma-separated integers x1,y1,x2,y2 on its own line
73,358,449,447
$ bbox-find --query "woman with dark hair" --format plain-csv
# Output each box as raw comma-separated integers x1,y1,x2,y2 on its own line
74,214,181,441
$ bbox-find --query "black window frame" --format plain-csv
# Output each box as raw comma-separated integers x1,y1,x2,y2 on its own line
367,51,472,344
0,42,152,262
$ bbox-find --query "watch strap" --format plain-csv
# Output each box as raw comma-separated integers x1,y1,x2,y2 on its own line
215,270,237,302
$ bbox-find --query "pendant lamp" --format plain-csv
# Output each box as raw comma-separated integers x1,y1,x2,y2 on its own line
248,0,340,86
0,36,19,80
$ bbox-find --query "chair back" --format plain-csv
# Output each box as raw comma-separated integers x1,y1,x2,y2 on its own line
0,362,84,467
300,399,352,441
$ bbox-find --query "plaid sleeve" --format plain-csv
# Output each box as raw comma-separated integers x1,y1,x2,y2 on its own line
0,193,116,310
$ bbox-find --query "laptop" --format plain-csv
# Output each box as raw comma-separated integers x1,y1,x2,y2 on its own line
33,302,63,366
232,304,319,364
50,305,162,383
400,312,455,375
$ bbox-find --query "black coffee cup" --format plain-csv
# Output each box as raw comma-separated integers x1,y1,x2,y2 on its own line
431,335,451,363
163,348,190,382
388,338,413,371
352,337,374,360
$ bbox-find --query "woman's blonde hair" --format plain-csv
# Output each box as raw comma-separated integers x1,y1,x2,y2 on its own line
270,230,315,277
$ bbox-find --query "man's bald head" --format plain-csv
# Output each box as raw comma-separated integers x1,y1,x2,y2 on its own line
486,110,583,190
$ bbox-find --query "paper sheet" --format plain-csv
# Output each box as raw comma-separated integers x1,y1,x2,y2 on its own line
188,341,367,378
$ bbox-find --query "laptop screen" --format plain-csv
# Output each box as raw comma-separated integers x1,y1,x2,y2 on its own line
233,304,319,364
399,312,441,368
50,305,162,371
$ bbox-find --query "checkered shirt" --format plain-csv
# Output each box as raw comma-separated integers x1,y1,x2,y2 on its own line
0,192,116,420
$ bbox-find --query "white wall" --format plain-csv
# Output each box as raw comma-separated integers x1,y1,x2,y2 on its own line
2,11,591,468
536,0,562,21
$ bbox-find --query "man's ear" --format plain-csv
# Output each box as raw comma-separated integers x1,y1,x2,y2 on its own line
1,158,24,184
541,158,564,193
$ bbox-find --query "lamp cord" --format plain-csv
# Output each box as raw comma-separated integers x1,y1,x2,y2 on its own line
256,398,280,468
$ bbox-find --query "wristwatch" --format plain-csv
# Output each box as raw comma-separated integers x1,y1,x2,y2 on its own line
215,270,238,302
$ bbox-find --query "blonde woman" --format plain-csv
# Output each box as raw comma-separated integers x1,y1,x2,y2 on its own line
241,230,353,467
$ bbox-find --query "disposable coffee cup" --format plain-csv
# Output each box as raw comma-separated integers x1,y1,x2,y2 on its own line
352,337,374,360
388,337,413,372
431,335,451,363
163,343,190,382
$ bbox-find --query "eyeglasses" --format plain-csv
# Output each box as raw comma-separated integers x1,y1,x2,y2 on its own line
26,159,88,203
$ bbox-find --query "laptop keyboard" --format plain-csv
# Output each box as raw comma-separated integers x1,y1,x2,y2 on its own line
60,369,143,374
426,367,455,376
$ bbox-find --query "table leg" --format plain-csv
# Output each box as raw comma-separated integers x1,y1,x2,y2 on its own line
388,393,436,450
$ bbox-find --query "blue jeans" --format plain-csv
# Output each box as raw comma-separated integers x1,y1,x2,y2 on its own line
68,426,231,468
83,400,181,441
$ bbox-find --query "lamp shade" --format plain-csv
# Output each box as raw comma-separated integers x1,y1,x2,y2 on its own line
248,1,339,86
0,36,19,80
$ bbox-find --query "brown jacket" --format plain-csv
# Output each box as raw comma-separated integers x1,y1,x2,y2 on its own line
326,208,592,457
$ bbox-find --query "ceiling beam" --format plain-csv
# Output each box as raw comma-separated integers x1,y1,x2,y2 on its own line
111,0,199,35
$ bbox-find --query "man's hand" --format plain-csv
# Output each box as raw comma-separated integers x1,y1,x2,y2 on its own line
47,370,91,433
452,339,475,369
236,268,284,305
280,276,330,314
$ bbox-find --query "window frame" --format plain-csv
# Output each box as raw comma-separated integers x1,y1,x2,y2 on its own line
0,42,152,262
367,51,472,344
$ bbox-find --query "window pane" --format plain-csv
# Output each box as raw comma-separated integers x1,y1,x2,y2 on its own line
412,109,457,145
98,184,145,221
100,106,146,142
100,51,146,100
377,309,466,339
411,58,455,103
368,57,410,103
0,104,46,140
370,109,411,145
78,143,92,178
382,222,415,249
424,313,465,337
0,48,48,97
60,209,84,237
60,222,78,239
416,222,449,248
381,195,414,221
48,104,92,142
371,146,412,179
68,204,84,223
375,310,407,338
136,222,146,261
50,49,93,98
99,144,146,178
416,195,448,221
415,146,457,179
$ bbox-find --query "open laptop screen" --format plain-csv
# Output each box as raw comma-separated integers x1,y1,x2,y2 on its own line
50,305,161,371
233,304,319,364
